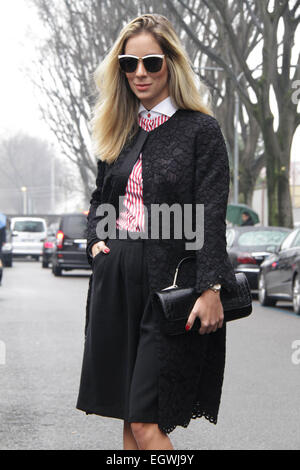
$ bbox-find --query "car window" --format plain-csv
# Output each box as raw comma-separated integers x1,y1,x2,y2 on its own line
61,216,87,239
291,230,300,247
226,229,234,248
280,230,299,250
13,221,45,233
237,230,289,247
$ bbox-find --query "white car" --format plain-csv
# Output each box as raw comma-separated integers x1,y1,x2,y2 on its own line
11,217,47,260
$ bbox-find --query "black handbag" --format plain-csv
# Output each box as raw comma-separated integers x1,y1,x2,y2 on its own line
153,256,252,336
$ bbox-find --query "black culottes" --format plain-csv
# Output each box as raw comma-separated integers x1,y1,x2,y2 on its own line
76,229,160,423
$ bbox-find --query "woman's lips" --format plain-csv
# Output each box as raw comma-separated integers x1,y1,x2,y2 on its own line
135,84,151,90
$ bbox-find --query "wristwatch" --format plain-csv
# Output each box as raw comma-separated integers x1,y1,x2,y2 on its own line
208,283,222,293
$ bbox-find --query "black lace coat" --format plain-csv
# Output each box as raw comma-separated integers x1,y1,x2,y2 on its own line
84,109,238,434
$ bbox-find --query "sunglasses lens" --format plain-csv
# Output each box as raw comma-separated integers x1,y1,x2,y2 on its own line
143,56,163,72
119,56,164,73
119,57,138,73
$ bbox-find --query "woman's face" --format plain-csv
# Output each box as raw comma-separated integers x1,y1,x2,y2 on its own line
124,32,169,110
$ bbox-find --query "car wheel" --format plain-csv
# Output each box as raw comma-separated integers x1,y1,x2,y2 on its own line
52,264,62,276
258,273,277,306
292,275,300,315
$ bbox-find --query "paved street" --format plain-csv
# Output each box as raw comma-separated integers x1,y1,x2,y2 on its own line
0,259,299,450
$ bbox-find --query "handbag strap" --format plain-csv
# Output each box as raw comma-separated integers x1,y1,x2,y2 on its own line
171,255,196,287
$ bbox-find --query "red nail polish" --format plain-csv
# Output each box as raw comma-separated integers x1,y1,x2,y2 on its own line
104,248,110,253
185,324,190,331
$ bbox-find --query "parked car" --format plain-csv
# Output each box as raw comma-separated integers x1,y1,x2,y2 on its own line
42,223,59,268
258,227,300,314
51,213,90,276
11,217,47,260
226,226,291,291
1,228,13,267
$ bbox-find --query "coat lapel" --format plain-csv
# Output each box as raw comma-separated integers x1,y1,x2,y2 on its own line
101,128,148,209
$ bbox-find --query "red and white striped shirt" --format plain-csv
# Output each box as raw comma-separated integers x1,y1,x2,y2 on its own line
116,97,178,232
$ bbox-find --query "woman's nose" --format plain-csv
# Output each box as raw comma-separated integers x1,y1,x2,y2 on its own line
135,59,147,76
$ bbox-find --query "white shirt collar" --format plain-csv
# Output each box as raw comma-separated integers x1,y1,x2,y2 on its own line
138,96,178,119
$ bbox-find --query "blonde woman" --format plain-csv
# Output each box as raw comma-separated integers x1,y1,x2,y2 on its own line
76,13,237,450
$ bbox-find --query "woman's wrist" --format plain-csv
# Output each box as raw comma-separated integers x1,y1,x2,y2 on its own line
201,289,220,297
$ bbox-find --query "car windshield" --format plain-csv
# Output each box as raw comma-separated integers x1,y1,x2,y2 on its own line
62,216,87,239
13,221,45,233
47,224,58,235
238,230,288,247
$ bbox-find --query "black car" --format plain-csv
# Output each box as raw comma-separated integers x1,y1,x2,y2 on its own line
226,226,291,291
258,228,300,314
51,213,90,276
42,223,59,268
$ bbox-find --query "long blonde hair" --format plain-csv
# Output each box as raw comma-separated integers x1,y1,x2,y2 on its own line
92,13,213,164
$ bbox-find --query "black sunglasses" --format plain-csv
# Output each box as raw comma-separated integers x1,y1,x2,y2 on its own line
118,54,165,73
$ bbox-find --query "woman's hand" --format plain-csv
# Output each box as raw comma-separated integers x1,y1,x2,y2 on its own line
186,290,224,335
91,240,110,258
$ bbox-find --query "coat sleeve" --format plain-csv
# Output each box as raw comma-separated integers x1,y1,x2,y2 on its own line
86,159,107,266
194,116,238,294
84,159,107,337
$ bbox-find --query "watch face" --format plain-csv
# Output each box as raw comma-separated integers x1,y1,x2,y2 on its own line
213,284,221,291
209,283,221,292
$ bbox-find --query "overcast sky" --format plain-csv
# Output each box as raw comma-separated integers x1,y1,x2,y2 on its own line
0,0,54,142
0,0,299,161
